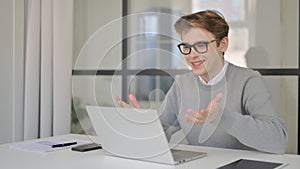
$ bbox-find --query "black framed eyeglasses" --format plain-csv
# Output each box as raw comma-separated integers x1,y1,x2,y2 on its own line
177,39,218,55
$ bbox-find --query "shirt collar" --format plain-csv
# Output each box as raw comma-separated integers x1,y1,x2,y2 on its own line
199,61,229,86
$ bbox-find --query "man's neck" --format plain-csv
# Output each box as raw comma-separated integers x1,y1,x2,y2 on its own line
199,60,228,85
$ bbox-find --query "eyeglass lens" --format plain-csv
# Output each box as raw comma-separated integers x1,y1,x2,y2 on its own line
178,40,217,55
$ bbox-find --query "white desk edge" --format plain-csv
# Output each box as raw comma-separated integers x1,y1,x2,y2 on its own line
0,134,299,169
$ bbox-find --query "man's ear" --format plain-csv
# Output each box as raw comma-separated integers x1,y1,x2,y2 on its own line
219,37,229,52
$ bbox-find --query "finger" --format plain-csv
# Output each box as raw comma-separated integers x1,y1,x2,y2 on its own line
214,93,223,103
186,109,199,120
129,94,141,109
187,109,207,120
185,114,197,125
121,101,131,108
186,109,206,124
185,113,203,125
207,93,223,110
114,96,121,102
114,96,130,108
209,93,223,109
199,109,208,119
205,93,223,122
119,100,130,108
186,109,198,116
114,96,122,106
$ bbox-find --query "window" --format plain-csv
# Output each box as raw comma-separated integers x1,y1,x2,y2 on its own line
192,0,248,67
72,0,299,154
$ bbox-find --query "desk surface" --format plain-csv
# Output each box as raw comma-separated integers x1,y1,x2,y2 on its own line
0,134,299,169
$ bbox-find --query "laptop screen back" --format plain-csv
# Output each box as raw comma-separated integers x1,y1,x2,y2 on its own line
86,106,174,162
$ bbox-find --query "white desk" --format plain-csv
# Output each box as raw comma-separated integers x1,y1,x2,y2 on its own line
0,134,299,169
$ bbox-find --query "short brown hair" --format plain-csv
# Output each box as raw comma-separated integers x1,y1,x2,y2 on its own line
175,10,229,45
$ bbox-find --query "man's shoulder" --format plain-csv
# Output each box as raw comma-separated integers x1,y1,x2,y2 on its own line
227,62,260,78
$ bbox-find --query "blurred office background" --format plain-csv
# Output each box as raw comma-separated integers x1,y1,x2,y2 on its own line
1,0,299,154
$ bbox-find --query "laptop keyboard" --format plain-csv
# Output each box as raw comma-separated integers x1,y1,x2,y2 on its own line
171,149,205,162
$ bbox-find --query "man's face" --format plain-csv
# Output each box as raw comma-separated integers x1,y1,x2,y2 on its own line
181,27,227,82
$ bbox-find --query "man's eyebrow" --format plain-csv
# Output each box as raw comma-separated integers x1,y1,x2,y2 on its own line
195,40,211,43
180,41,189,44
181,40,211,45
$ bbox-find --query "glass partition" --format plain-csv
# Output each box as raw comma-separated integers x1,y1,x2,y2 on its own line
127,0,299,68
71,76,121,135
72,0,299,154
73,0,123,70
263,76,298,154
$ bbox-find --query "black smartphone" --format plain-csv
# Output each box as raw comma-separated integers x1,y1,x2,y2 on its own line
71,143,102,152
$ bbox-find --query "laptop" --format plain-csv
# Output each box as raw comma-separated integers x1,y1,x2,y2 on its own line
86,106,207,165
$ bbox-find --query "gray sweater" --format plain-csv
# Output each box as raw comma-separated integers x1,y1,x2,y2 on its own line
159,63,288,154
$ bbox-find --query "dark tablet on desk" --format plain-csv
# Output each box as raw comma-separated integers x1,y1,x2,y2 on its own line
217,159,288,169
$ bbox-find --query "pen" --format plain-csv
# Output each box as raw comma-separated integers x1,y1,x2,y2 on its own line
52,141,77,148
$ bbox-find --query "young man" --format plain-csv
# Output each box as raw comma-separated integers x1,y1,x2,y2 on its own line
116,10,288,154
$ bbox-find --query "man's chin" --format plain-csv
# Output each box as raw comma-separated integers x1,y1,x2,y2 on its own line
191,69,206,76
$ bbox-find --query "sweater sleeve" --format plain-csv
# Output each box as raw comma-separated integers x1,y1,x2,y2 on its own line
159,83,181,141
219,73,288,154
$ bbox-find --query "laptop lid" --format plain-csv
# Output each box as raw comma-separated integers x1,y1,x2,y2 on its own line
86,106,176,164
86,106,206,165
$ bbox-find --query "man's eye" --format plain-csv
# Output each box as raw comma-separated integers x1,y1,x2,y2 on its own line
195,44,206,48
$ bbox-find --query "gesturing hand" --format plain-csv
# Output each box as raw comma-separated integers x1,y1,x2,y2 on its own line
185,93,223,125
114,94,141,109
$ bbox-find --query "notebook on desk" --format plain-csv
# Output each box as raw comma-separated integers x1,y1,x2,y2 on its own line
86,106,207,165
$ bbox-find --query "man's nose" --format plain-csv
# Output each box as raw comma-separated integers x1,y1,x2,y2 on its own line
189,47,199,58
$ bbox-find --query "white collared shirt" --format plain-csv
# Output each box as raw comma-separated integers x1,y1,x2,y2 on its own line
199,61,229,86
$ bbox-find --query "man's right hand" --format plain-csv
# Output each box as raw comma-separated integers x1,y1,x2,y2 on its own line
114,94,141,109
